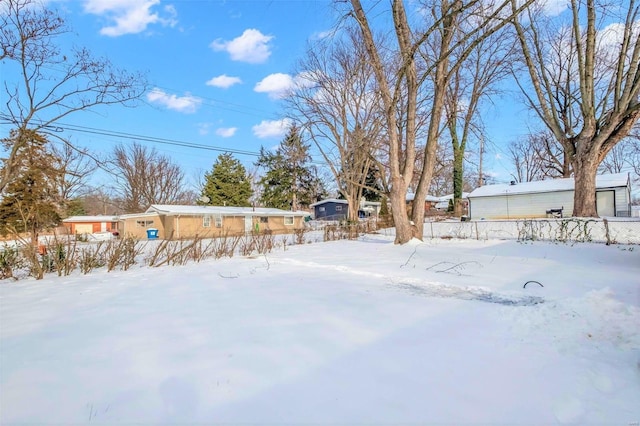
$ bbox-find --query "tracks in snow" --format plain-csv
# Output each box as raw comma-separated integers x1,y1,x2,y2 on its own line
275,258,544,307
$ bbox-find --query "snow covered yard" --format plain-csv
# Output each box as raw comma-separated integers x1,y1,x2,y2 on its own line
1,235,639,424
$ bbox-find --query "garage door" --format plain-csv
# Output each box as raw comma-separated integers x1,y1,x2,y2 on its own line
75,224,93,234
596,191,615,217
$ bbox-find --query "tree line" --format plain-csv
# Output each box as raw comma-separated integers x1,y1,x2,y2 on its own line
1,0,639,245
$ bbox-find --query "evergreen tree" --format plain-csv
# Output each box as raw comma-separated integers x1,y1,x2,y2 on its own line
0,130,63,241
200,153,253,206
361,163,383,202
256,126,325,210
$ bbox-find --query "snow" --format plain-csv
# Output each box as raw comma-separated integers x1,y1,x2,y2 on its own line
468,172,629,198
1,235,639,424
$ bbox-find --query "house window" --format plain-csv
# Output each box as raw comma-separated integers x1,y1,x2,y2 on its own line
335,205,343,211
203,216,211,227
260,217,269,223
284,216,294,226
214,215,222,228
319,207,325,212
136,220,154,228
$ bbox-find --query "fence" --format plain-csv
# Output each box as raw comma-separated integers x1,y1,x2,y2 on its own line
419,218,640,244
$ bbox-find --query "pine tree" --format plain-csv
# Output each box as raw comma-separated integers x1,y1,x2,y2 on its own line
200,153,253,206
0,130,63,242
256,126,325,210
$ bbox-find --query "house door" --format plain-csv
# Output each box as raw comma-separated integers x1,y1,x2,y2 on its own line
244,216,253,233
596,191,615,217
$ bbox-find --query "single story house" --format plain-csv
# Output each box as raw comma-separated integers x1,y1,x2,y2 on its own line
62,215,119,235
310,198,381,221
119,204,308,239
467,172,631,220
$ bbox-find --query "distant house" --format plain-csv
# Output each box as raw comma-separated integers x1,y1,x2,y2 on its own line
407,193,469,214
62,215,119,236
118,204,308,239
467,172,632,220
310,198,381,221
310,199,348,221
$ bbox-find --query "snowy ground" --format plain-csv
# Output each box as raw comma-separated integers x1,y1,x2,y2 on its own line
1,235,639,424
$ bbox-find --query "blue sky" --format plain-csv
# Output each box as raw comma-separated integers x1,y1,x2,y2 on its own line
52,0,338,183
2,0,552,190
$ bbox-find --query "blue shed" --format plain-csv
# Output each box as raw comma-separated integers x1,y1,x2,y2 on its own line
310,199,349,221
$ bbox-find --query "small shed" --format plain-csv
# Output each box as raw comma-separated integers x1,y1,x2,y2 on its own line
118,205,308,239
467,172,632,220
62,215,119,235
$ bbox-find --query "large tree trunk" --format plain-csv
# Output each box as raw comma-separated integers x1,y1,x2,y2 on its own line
452,146,464,217
390,176,413,243
572,149,599,217
346,192,360,222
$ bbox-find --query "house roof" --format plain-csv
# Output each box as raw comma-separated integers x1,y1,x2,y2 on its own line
117,212,159,220
468,172,630,198
309,199,382,208
407,193,469,202
146,204,307,217
309,199,349,207
62,215,119,223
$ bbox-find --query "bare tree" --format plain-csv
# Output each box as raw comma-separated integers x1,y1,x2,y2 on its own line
288,28,386,221
77,188,121,216
508,137,545,182
627,131,640,180
110,143,191,213
0,0,147,195
508,130,570,182
348,0,534,243
50,142,98,202
443,25,515,216
598,136,639,174
510,0,640,216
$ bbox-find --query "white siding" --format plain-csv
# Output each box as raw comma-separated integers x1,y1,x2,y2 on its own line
470,190,574,220
614,187,631,216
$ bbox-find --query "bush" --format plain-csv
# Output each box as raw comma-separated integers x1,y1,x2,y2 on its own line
0,244,24,280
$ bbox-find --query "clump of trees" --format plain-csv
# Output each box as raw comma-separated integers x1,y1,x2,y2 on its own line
255,126,327,210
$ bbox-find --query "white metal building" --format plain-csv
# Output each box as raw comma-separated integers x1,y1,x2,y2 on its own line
467,172,631,220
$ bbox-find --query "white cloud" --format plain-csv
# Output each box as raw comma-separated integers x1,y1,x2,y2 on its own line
254,72,315,99
311,29,335,40
210,29,274,64
83,0,177,37
147,88,201,113
206,74,242,89
252,119,291,139
254,73,295,99
216,127,237,138
539,0,567,16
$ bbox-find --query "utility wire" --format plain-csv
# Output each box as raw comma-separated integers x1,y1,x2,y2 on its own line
0,116,328,166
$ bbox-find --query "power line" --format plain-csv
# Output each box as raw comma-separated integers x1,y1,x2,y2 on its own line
0,116,328,166
63,122,262,157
